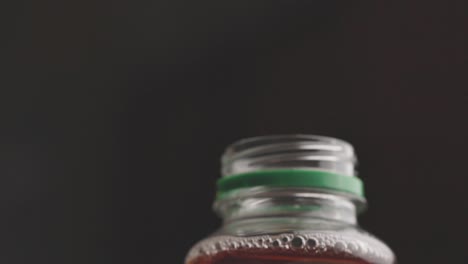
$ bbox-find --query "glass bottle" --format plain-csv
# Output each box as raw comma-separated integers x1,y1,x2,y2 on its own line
185,135,395,264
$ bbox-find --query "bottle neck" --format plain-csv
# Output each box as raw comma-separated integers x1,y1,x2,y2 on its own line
215,135,366,234
215,187,359,228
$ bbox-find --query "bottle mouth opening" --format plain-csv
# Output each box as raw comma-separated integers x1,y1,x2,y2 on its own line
222,134,357,177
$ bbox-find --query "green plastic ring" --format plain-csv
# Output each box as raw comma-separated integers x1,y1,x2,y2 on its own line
216,169,364,199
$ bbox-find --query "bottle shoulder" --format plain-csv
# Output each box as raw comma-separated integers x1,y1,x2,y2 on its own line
186,222,395,264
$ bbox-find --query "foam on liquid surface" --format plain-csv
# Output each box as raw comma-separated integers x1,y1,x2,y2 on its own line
186,230,394,264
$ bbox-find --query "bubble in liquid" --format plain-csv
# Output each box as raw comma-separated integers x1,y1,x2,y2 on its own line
348,242,359,252
291,236,305,248
198,248,205,255
231,241,239,249
186,231,395,264
214,242,222,251
307,238,318,248
357,241,368,255
272,240,280,247
334,241,347,252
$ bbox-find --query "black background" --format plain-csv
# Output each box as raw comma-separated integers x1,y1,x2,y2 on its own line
1,0,468,263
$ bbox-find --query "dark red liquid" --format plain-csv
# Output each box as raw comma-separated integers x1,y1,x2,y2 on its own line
188,248,372,264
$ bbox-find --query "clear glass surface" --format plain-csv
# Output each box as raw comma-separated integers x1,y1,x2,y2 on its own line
185,135,395,264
